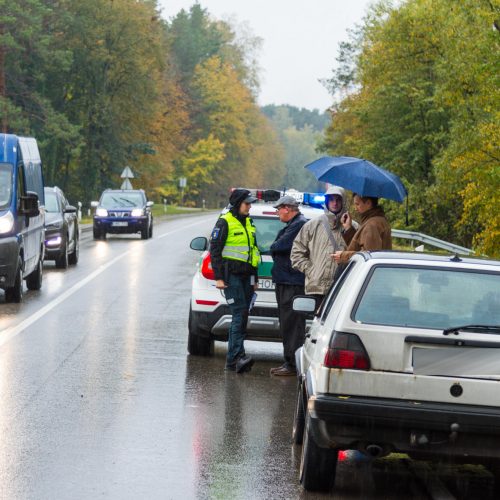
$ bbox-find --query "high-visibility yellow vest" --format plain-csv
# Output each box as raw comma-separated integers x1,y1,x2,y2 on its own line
221,212,260,268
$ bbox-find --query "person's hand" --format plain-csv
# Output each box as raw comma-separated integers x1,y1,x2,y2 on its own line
332,251,343,263
215,279,227,289
253,282,259,291
340,212,352,230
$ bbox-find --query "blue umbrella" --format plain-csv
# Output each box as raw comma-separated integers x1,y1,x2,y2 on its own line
305,156,407,203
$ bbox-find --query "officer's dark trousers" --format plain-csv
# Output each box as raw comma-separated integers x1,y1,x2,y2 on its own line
224,274,253,366
275,283,306,370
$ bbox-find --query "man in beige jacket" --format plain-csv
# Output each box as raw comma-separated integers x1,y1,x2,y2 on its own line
291,186,347,308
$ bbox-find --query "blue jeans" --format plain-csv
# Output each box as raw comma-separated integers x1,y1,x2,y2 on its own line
224,274,254,365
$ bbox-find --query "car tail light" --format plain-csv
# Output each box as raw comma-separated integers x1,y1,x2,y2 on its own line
200,252,215,280
323,332,370,370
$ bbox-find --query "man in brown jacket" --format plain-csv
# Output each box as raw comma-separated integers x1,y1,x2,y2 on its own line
333,194,392,264
291,186,347,307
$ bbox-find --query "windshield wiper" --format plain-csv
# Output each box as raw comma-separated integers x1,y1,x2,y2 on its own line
118,197,136,206
443,324,500,335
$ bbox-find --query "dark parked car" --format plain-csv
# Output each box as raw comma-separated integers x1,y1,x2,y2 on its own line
91,189,153,240
44,186,79,268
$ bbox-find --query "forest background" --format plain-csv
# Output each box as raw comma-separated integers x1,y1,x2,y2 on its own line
0,0,498,256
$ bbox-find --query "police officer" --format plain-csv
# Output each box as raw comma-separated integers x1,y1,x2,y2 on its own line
210,189,260,373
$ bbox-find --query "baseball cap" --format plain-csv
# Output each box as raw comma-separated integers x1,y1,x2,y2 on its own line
273,195,300,209
229,188,258,206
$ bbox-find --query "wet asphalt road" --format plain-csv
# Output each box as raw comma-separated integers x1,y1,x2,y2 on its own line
0,214,495,499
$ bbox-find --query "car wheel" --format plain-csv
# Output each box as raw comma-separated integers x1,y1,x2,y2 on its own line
5,258,23,303
93,227,100,240
292,381,306,445
188,306,214,356
55,240,69,269
68,234,79,265
141,225,149,240
300,412,338,492
149,222,153,239
26,255,43,290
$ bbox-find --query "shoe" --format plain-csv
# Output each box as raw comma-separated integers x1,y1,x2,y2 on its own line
236,355,254,373
224,363,236,371
270,364,286,375
272,366,296,377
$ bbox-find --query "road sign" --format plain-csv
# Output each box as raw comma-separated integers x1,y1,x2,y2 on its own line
120,166,134,178
121,178,133,190
179,177,187,188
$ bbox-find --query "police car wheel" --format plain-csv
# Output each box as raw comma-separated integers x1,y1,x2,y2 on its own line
188,306,214,356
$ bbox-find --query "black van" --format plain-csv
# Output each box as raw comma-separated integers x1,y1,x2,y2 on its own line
0,134,45,302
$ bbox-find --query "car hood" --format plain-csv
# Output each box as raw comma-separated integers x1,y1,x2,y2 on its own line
45,212,63,225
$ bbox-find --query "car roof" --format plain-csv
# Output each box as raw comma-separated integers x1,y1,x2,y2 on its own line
357,251,500,268
247,202,324,219
102,189,144,194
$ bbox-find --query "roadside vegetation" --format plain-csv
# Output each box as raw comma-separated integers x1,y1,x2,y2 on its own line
321,0,499,257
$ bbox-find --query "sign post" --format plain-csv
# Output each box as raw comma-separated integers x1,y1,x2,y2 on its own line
179,177,187,205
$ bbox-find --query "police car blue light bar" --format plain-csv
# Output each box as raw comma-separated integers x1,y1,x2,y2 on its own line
302,192,325,208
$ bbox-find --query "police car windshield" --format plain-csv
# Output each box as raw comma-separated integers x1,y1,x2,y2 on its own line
0,163,13,210
253,216,285,253
100,192,144,209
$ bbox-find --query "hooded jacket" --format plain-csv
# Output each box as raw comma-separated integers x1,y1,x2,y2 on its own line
338,206,392,263
290,187,347,295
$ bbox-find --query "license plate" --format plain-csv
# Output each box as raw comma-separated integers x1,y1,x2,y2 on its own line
258,278,275,290
413,347,500,377
112,221,128,227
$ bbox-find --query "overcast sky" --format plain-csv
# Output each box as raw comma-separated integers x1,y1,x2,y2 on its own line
157,0,373,111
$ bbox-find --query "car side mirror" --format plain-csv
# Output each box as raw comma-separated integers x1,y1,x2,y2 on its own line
146,201,154,207
293,296,317,319
19,191,39,217
65,205,77,214
190,236,208,251
90,201,99,208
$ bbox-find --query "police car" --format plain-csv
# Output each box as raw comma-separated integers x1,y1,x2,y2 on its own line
188,189,325,356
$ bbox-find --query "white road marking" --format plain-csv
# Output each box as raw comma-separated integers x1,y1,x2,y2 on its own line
0,218,210,348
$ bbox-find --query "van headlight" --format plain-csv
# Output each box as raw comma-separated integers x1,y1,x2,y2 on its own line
131,208,144,217
95,207,108,217
0,211,14,234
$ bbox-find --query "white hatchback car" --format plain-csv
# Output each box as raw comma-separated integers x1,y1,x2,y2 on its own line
292,251,500,492
188,191,324,356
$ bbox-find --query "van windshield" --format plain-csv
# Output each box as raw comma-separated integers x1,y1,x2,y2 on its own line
0,163,13,210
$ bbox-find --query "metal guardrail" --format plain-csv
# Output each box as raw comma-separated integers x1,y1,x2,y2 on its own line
391,229,474,255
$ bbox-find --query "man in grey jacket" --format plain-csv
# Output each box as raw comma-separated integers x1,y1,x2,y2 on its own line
291,186,347,309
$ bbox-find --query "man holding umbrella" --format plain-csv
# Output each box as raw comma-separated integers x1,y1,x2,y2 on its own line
304,156,406,263
333,194,392,264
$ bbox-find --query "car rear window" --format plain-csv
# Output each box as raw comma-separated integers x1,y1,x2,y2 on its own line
252,216,284,253
354,266,500,330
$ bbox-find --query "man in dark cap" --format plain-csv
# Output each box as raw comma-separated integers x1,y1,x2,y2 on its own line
269,195,308,376
209,189,260,373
